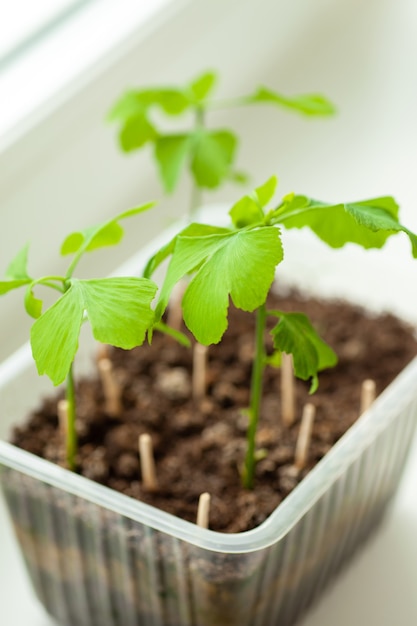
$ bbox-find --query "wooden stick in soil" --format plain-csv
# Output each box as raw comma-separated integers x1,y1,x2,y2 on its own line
193,343,208,400
360,378,376,415
138,434,159,492
57,399,69,438
281,352,296,427
98,358,122,417
96,343,110,363
167,281,186,331
196,492,211,529
294,403,316,471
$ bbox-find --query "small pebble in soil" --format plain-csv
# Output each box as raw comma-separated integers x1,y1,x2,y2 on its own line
279,464,301,494
82,446,109,482
201,422,234,448
156,368,191,400
114,453,139,479
212,381,236,407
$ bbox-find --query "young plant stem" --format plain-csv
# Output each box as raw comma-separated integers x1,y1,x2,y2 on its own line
189,181,203,222
65,365,77,471
243,303,267,489
205,95,251,111
189,106,205,221
281,352,296,427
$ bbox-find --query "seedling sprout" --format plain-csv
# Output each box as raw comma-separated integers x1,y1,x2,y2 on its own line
109,70,336,217
148,175,417,488
0,205,159,469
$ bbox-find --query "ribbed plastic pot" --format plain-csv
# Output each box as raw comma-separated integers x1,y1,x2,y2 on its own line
0,343,417,626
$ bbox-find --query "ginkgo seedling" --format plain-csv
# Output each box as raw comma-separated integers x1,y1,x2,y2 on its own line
109,70,336,217
0,204,160,471
147,175,417,489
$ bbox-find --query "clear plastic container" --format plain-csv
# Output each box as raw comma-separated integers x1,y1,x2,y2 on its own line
1,217,416,626
1,338,417,626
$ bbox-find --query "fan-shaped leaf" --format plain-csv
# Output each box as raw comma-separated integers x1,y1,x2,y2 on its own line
275,195,417,256
189,71,217,102
191,130,237,188
156,228,283,344
31,277,157,385
248,87,336,116
61,203,154,257
154,134,192,193
270,311,337,392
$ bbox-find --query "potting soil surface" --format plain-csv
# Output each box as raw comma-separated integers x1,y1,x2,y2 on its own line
11,289,417,533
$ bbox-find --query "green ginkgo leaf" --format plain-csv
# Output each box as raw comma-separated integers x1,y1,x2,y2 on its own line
270,311,337,393
229,176,278,228
248,87,336,116
31,277,157,385
191,129,237,189
156,227,283,344
229,195,264,229
189,70,217,102
1,245,36,296
6,244,31,280
119,113,158,152
25,287,43,319
0,279,31,295
274,195,417,256
107,91,144,122
61,203,154,257
142,88,190,115
154,134,192,193
109,88,190,120
144,222,231,279
254,175,278,207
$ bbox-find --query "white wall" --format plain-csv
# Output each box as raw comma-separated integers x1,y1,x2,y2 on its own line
1,0,416,361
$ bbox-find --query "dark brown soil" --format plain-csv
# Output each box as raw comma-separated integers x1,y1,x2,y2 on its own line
11,289,417,533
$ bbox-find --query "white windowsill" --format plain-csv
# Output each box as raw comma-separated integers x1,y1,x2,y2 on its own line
0,0,189,149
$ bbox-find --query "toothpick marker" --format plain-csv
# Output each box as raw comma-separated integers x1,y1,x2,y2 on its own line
57,399,69,437
139,434,159,492
167,282,185,331
193,343,208,400
196,492,211,529
98,358,122,417
360,379,376,414
96,343,110,363
294,403,316,470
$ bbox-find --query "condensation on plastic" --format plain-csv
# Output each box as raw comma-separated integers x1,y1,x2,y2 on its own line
1,350,417,626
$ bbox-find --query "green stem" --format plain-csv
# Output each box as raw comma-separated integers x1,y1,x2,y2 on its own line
62,271,77,471
205,96,251,111
189,181,202,221
32,275,66,293
243,303,267,489
189,106,205,221
65,365,77,471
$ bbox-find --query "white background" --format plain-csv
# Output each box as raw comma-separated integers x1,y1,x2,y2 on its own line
1,0,417,624
0,0,81,62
